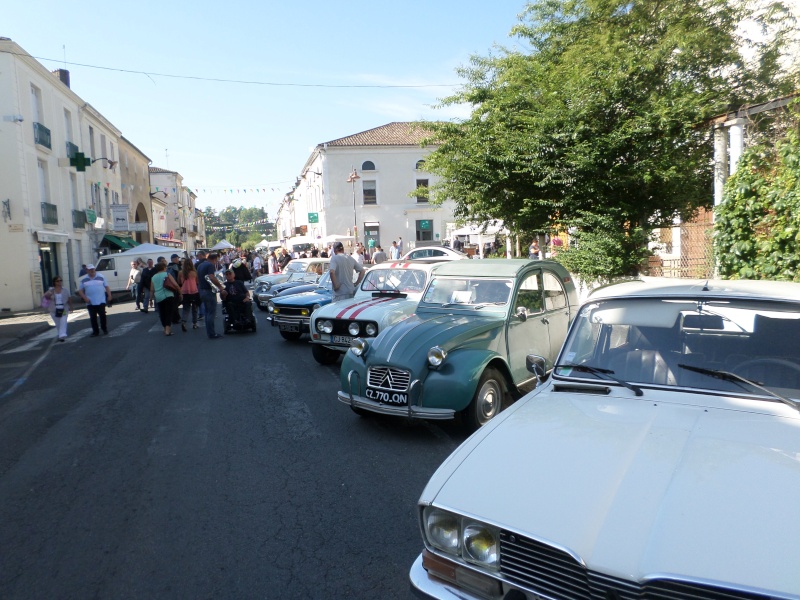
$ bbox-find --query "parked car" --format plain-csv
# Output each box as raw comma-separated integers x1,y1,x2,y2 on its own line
255,268,327,313
409,278,800,600
252,257,330,298
400,245,469,262
338,259,578,429
268,274,335,340
309,261,443,365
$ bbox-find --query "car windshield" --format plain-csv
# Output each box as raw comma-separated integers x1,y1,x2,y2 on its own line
361,268,427,294
318,272,332,289
421,277,512,307
285,262,305,274
556,297,800,400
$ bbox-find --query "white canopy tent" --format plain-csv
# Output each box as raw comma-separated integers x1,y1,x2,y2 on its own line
321,234,354,244
450,221,510,259
211,239,235,251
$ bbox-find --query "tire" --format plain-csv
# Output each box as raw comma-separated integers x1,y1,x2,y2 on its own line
462,368,506,431
279,329,302,341
312,344,340,365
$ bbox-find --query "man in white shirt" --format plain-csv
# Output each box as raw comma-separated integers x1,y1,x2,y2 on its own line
389,241,401,260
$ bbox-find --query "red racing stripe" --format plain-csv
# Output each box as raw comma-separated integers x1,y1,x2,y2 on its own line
335,297,377,318
349,296,397,319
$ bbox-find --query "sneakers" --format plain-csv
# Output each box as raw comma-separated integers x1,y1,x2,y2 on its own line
209,334,222,339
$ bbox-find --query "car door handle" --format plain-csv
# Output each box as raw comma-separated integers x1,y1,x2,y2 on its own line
540,317,549,324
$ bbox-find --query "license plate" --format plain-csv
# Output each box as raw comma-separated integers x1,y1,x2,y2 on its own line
332,335,352,344
365,387,408,405
279,323,299,332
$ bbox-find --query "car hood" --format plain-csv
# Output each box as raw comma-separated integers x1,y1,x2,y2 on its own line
254,274,288,287
422,387,800,594
319,295,417,321
273,289,331,307
273,282,318,297
368,311,503,365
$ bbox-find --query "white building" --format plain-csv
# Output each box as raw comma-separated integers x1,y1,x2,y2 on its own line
278,122,455,253
149,167,203,253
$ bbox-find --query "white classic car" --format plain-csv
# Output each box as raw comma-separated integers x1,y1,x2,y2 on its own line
309,261,442,365
410,278,800,600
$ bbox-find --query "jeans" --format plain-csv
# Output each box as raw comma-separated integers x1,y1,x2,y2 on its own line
181,293,200,324
138,286,151,309
199,290,217,337
87,303,108,334
131,283,139,306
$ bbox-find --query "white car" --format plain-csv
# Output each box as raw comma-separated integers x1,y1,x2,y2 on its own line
410,278,800,600
309,261,442,364
400,246,468,262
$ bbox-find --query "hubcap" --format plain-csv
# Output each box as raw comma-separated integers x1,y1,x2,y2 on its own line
477,380,501,423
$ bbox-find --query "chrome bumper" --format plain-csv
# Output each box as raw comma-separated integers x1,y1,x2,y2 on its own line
409,554,482,600
338,370,455,420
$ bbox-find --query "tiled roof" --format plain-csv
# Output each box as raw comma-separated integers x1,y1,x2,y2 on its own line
149,166,177,174
322,122,433,147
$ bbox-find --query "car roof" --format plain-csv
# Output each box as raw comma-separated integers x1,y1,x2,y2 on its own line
365,260,441,272
588,277,800,303
431,258,566,278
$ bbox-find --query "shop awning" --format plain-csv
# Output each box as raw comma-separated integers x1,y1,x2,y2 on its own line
103,234,140,250
36,230,69,243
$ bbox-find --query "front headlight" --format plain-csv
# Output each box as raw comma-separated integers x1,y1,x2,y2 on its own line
350,338,368,357
423,508,499,570
348,322,360,336
318,320,333,334
427,346,447,367
300,308,309,316
267,301,276,313
365,323,377,336
312,303,321,313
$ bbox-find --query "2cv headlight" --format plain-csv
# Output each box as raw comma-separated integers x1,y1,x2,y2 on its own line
427,346,447,367
350,338,368,357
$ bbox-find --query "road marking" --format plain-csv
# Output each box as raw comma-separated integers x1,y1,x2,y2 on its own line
0,362,29,369
107,322,138,337
62,329,93,343
0,336,56,398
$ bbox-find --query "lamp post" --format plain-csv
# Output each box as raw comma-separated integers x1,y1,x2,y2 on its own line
347,167,360,246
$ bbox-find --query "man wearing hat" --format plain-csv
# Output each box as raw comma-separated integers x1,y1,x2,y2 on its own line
167,253,182,282
329,241,364,301
77,264,112,336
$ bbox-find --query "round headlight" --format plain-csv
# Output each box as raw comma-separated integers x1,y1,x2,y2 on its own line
365,323,377,336
312,303,321,313
424,507,459,554
267,301,276,313
319,320,333,334
264,282,272,291
462,521,499,568
348,322,361,336
427,346,448,367
350,338,368,357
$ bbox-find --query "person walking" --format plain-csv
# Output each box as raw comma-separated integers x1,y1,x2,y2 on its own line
43,276,74,342
138,258,155,313
78,264,112,337
127,260,142,310
371,246,387,264
329,241,364,301
197,252,224,339
267,251,279,275
150,262,181,336
179,258,201,331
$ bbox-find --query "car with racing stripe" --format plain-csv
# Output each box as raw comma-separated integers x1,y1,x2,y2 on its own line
309,261,443,365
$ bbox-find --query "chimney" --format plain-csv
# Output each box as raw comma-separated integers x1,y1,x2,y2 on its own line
52,69,70,88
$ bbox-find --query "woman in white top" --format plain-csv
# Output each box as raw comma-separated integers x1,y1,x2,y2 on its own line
43,276,74,342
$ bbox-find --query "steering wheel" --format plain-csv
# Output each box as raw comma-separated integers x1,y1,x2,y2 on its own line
733,357,800,379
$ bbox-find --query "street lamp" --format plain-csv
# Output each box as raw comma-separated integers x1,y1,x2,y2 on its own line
347,167,360,245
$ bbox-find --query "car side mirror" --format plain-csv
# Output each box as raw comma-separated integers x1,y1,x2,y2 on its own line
526,354,547,380
515,306,528,321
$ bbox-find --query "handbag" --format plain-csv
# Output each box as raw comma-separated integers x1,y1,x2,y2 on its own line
41,294,50,309
55,308,65,318
164,274,180,293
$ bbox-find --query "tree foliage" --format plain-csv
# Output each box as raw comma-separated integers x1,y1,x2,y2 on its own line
420,0,796,279
715,103,800,281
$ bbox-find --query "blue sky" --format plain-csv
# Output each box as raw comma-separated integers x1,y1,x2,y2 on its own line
5,0,530,218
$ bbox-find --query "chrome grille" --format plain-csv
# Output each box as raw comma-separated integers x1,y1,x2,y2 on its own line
499,530,775,600
367,366,410,392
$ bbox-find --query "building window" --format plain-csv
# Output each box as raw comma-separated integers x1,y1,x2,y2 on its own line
416,219,433,242
363,180,377,204
415,159,426,170
361,160,376,171
70,173,78,210
88,126,96,159
416,179,429,203
30,84,43,123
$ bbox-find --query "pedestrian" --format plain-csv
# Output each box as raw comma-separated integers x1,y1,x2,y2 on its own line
150,262,181,336
389,241,401,260
78,264,88,277
179,258,201,331
195,250,207,320
329,241,364,301
278,248,292,270
43,275,74,342
371,246,387,264
252,252,263,276
397,236,404,254
138,258,155,312
78,264,112,337
127,260,142,309
167,253,181,282
267,251,279,274
197,252,225,339
529,240,540,259
354,246,365,266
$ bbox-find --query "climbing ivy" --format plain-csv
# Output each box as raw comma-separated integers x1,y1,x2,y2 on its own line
715,106,800,281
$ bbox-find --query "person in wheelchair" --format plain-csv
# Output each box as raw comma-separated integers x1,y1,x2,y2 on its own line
222,268,254,328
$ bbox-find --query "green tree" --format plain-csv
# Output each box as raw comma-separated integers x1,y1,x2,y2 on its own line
421,0,795,279
715,103,800,281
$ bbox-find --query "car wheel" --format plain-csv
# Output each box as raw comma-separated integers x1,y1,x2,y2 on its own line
279,329,302,341
463,368,506,431
312,344,339,365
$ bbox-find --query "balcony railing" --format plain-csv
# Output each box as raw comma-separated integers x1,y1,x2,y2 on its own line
33,122,51,149
41,202,58,225
72,209,87,229
66,141,79,158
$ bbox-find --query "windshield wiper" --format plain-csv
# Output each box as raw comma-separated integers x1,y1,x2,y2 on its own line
474,302,507,310
555,363,643,396
677,364,799,412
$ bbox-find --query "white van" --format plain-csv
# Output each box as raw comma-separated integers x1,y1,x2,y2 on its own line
91,244,188,295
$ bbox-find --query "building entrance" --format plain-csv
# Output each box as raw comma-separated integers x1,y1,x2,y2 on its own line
39,243,60,290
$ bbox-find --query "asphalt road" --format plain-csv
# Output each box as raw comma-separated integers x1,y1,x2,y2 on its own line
0,303,471,599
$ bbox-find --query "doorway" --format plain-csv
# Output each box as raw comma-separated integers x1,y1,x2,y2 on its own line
364,222,380,254
39,243,60,290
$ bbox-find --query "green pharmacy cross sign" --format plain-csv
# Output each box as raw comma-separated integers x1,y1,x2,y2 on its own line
69,152,92,172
